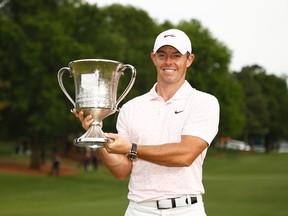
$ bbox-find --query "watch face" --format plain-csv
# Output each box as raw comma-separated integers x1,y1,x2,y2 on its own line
128,153,137,161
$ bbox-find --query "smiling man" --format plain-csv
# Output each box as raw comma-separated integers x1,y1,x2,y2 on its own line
75,29,220,216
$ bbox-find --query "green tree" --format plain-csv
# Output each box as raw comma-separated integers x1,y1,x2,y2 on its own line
0,79,10,112
234,65,270,148
255,69,288,152
0,0,86,168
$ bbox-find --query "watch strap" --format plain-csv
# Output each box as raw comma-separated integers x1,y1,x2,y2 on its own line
130,143,137,154
127,143,138,161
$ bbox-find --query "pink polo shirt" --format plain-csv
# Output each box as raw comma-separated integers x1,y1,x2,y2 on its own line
116,81,219,202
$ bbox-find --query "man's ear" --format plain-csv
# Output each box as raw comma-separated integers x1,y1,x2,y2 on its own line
151,53,157,65
186,54,195,68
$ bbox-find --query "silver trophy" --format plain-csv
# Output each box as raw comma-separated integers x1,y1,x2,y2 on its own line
57,59,136,148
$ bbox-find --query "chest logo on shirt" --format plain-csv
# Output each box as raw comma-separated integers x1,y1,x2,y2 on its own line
174,110,184,114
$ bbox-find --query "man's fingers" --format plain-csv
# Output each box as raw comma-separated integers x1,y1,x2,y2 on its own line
104,133,118,139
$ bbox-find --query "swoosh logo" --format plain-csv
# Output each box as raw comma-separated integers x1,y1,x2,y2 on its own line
164,34,176,38
174,110,184,114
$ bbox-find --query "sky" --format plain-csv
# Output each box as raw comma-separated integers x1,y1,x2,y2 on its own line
86,0,288,77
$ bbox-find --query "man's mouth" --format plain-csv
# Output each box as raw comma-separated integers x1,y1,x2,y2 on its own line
163,69,176,73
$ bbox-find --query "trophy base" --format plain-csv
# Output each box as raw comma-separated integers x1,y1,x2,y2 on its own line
73,123,113,148
73,137,113,148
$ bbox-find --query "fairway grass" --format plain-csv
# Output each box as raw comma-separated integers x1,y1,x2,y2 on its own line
1,148,288,216
203,150,288,216
0,168,129,216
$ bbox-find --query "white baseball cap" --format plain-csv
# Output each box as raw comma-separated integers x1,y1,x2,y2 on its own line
153,29,192,54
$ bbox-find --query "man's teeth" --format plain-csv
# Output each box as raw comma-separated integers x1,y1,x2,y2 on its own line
164,69,175,73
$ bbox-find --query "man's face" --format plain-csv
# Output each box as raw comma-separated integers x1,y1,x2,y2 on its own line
151,45,194,86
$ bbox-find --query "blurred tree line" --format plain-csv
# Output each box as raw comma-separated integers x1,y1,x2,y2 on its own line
0,0,287,167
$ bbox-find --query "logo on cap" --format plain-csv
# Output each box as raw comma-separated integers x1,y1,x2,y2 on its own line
164,34,176,38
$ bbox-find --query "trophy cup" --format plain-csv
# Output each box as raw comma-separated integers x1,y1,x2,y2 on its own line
57,59,136,148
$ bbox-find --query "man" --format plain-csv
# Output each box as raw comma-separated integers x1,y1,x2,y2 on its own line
75,29,220,216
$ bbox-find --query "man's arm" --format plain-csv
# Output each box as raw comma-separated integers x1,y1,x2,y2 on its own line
98,148,132,180
104,133,208,167
138,136,208,167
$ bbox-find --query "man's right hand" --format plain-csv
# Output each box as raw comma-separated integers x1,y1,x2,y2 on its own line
72,109,94,131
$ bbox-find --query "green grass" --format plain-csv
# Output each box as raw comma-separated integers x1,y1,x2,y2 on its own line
0,168,129,216
1,143,288,216
203,149,288,216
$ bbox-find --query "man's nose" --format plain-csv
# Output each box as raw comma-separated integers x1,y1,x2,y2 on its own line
165,56,174,64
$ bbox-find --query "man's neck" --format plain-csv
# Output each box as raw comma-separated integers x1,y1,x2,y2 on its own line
156,81,185,102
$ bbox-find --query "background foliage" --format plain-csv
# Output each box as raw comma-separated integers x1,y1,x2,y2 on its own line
1,0,288,166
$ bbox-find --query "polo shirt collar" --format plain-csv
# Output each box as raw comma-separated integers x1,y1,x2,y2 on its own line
148,80,194,101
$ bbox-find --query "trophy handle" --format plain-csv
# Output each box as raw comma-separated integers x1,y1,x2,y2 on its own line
57,67,76,108
114,64,137,109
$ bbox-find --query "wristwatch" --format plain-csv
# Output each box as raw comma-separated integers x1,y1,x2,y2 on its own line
127,143,138,161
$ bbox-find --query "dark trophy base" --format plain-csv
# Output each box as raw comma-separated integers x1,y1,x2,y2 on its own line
73,123,113,148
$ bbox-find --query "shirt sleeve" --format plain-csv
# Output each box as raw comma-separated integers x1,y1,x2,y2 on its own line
182,93,220,145
116,103,131,141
